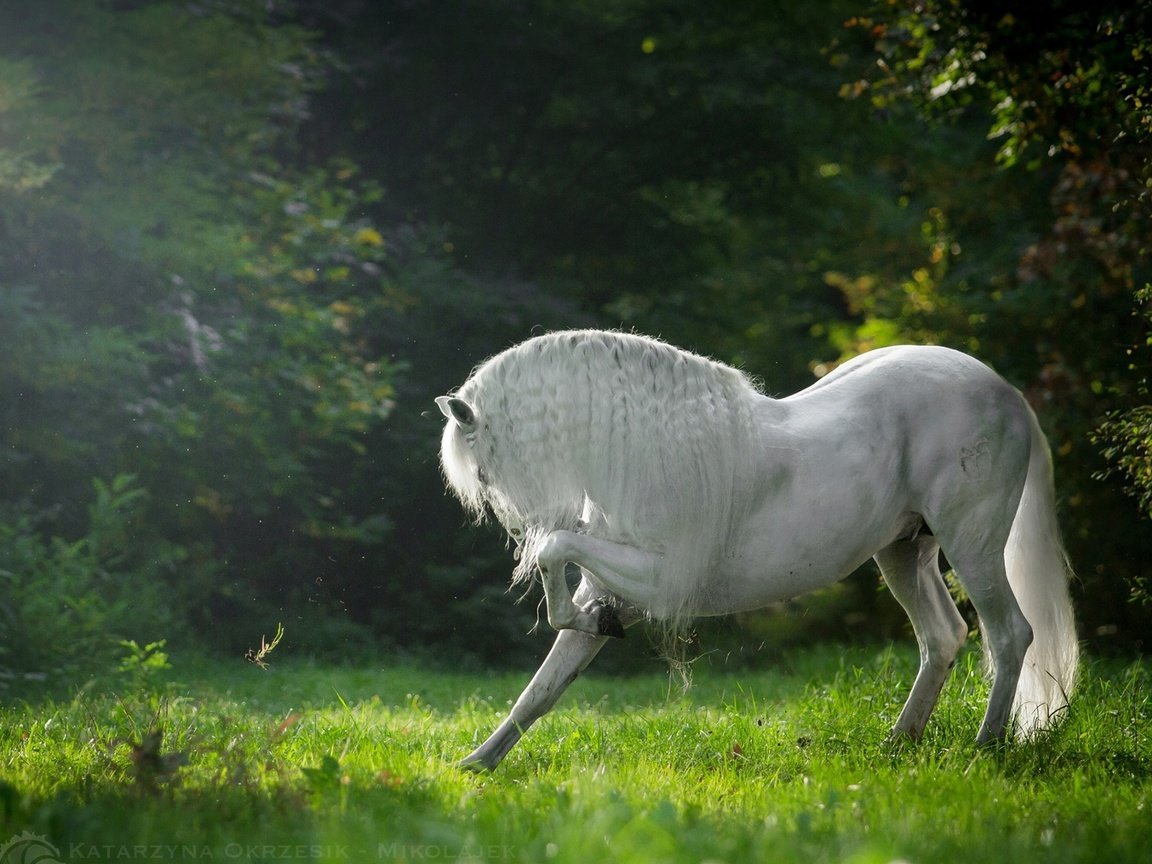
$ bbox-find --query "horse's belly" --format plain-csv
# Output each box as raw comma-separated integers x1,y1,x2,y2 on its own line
694,506,919,616
699,556,854,614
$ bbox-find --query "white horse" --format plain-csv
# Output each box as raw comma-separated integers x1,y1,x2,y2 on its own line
436,329,1078,771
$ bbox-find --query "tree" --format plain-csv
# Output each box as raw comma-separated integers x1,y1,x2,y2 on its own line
305,0,905,383
837,0,1152,635
0,0,413,665
5,0,1148,671
302,0,1152,649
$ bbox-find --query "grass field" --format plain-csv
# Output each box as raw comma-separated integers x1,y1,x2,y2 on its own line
0,642,1149,864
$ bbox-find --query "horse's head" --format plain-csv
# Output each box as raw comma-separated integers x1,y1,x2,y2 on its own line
436,395,526,549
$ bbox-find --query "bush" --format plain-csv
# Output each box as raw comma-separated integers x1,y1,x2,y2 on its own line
0,474,213,687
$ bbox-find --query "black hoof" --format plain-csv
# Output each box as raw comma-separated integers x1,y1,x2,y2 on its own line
593,601,626,639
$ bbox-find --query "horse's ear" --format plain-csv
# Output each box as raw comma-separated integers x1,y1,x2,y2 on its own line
435,396,478,431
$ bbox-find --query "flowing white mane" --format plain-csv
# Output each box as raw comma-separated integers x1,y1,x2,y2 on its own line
439,329,764,624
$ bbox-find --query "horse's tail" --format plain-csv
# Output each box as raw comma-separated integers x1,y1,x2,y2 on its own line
1001,402,1080,736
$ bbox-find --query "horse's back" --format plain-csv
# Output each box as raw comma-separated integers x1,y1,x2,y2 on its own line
790,345,1027,433
796,345,1008,400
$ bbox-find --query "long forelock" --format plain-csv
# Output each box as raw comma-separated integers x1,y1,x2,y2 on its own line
439,419,486,521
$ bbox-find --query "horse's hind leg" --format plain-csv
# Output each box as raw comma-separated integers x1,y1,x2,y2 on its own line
875,534,968,741
948,548,1033,744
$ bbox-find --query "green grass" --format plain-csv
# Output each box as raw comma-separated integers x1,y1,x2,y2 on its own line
1,644,1149,863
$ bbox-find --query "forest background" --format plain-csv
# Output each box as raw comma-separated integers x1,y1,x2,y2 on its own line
1,0,1150,684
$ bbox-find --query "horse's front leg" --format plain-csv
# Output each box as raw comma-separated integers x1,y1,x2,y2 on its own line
459,576,640,772
536,530,661,637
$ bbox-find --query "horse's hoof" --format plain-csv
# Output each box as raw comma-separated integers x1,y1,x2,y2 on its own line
883,728,918,751
457,754,495,773
592,601,626,639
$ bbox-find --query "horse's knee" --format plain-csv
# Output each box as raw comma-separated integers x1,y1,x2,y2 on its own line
537,530,576,571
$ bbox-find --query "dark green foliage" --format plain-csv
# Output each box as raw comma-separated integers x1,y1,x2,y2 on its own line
0,476,201,685
837,0,1152,631
1,0,1150,677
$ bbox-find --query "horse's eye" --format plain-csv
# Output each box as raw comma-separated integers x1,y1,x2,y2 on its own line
477,467,488,485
